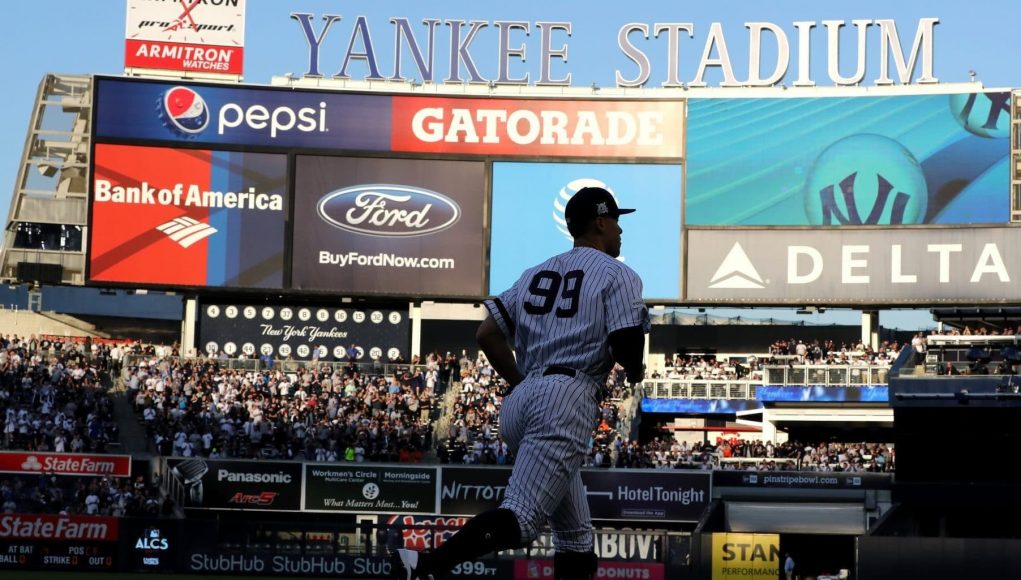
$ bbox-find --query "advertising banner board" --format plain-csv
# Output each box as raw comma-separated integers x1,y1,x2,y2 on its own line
0,452,130,477
125,0,245,75
95,78,391,150
710,533,780,580
88,144,287,289
712,471,892,490
165,458,302,512
686,93,1010,226
686,226,1021,304
198,302,410,361
391,96,685,158
303,465,437,514
440,467,709,523
292,156,486,298
489,162,682,299
0,514,119,542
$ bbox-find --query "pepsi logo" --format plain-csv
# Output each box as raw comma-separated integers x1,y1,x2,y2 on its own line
317,184,460,237
160,87,209,136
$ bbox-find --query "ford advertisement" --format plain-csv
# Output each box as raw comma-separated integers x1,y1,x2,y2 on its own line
291,156,486,298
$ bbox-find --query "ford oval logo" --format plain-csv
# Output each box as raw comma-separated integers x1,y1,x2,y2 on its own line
317,184,461,237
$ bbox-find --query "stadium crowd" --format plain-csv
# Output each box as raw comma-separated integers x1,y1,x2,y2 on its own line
0,334,121,454
0,472,169,517
126,353,437,463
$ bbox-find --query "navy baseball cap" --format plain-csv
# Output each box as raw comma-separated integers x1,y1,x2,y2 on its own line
564,187,635,229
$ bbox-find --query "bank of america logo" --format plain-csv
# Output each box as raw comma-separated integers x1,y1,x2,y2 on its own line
156,217,218,248
709,242,765,289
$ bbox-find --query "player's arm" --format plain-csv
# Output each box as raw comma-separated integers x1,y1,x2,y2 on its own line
476,316,524,388
609,326,645,384
606,266,650,384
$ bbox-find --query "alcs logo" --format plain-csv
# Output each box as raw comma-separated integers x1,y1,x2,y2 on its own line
159,86,328,138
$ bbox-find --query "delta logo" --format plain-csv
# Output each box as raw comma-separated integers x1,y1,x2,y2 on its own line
159,87,209,136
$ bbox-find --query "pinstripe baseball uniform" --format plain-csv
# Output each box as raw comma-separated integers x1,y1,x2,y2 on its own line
484,246,648,552
391,186,645,580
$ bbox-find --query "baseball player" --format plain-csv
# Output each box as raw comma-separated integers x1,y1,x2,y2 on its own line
392,187,649,580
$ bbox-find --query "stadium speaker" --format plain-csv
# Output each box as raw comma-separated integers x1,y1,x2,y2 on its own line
15,262,62,285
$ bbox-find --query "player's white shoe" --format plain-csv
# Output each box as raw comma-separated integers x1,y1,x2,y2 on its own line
390,549,434,580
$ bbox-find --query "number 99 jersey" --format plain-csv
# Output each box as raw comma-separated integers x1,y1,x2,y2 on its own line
484,246,649,384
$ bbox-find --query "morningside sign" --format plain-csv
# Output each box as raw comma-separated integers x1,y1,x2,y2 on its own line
290,15,939,87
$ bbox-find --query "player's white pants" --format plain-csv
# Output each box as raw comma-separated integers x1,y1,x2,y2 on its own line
499,371,598,552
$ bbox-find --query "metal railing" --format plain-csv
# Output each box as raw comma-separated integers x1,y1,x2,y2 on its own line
762,365,889,387
642,365,891,399
642,380,759,400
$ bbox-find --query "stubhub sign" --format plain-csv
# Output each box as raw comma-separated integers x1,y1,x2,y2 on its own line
95,77,392,149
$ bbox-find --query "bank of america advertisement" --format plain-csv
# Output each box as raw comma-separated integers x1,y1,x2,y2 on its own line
686,227,1021,304
125,0,245,75
88,144,286,289
686,92,1010,226
489,162,682,300
291,156,486,297
198,303,410,361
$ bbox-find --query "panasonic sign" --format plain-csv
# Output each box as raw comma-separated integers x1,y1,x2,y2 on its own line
686,227,1021,304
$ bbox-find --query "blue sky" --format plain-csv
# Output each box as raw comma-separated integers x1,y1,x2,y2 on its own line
1,0,1018,330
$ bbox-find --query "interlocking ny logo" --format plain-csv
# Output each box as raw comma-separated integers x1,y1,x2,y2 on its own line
156,217,218,248
818,172,910,225
709,242,765,289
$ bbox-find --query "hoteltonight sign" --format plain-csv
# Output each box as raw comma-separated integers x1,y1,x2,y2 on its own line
289,15,939,87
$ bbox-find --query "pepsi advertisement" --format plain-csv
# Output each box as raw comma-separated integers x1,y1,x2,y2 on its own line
291,156,487,298
685,92,1010,225
94,77,391,150
489,162,682,300
88,144,287,289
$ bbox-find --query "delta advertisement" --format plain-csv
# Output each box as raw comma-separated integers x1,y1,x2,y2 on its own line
94,77,684,159
0,452,130,477
686,226,1021,304
489,162,682,299
165,458,302,512
198,302,410,361
124,0,245,75
685,92,1010,226
710,533,781,580
291,156,486,297
439,466,710,523
88,144,287,289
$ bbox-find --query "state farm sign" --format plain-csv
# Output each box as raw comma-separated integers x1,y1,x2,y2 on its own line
0,514,119,541
391,96,685,158
125,0,246,75
0,452,131,477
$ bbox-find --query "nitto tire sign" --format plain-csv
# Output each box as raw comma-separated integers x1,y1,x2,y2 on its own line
440,467,710,523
